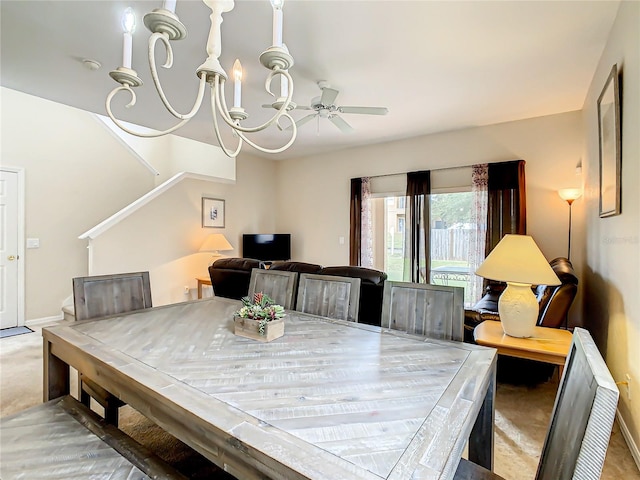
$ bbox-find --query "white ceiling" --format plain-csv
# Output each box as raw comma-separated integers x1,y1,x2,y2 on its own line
0,1,620,160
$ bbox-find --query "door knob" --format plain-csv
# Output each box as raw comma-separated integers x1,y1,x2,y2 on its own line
7,255,16,261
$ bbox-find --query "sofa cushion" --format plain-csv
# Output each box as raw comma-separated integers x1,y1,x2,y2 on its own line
318,266,387,285
269,261,323,274
212,257,262,271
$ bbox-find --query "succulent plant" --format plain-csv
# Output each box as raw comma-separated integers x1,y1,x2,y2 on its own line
235,293,285,335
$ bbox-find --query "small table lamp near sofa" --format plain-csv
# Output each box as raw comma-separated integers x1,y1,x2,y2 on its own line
475,234,560,338
200,233,233,265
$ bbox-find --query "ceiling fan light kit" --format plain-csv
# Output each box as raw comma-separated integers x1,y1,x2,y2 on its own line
106,0,297,158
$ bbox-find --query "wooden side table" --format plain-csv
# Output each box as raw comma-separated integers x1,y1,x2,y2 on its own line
474,320,573,376
196,277,212,299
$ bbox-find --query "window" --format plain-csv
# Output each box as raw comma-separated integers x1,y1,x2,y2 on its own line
365,168,476,304
429,192,473,305
381,195,405,281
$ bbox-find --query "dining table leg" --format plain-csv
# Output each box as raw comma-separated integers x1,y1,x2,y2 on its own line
43,338,69,402
468,358,496,470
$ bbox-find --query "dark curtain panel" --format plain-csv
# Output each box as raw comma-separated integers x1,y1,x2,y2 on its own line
485,160,527,255
405,171,431,283
349,178,363,266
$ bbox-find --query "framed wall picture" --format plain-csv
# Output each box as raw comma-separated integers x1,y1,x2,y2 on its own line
597,64,621,218
202,197,225,228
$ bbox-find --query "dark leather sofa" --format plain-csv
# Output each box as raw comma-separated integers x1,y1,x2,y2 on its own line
209,259,388,326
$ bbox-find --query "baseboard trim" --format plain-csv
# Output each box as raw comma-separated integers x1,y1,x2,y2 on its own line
616,409,640,471
26,313,63,327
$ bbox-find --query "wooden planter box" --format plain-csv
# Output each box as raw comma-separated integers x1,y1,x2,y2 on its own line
233,316,285,342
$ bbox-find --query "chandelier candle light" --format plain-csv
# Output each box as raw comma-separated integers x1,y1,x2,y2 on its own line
475,234,560,338
106,0,297,158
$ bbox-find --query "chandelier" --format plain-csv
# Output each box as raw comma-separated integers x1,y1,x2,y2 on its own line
106,0,296,158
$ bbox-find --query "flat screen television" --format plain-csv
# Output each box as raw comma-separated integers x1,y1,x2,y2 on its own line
242,234,291,261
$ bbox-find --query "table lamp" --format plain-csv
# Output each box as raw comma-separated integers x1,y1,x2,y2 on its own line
199,234,233,265
475,234,560,338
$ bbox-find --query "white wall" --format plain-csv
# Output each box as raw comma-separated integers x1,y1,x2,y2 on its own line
1,87,156,320
1,86,274,319
90,154,278,306
580,0,639,457
94,114,237,185
276,110,585,322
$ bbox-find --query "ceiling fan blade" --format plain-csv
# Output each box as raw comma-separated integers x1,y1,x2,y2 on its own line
285,113,317,130
262,103,313,110
339,106,389,115
329,115,355,134
320,87,339,106
297,113,318,126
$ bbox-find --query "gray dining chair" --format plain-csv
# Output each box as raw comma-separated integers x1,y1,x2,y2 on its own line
72,271,152,425
248,268,298,309
381,281,464,341
455,327,619,480
296,273,361,322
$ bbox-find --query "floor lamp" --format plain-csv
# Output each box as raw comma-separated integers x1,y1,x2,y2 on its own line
558,188,582,261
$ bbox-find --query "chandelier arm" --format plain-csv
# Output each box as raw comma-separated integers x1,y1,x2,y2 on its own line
235,112,297,154
106,85,191,137
209,84,243,158
148,33,208,120
213,71,294,133
106,3,299,157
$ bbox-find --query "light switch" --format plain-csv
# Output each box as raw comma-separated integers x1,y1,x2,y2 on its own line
339,236,345,245
26,238,40,249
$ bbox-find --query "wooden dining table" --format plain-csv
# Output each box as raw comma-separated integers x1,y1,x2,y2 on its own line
43,297,497,480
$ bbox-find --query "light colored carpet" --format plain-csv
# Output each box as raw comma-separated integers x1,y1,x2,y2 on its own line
1,320,638,479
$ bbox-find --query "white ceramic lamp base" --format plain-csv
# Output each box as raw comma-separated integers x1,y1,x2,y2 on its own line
498,282,538,338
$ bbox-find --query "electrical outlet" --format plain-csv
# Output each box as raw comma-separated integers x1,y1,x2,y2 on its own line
184,286,190,295
626,373,632,400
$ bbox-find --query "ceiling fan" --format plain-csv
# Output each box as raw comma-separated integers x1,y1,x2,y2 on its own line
268,80,389,133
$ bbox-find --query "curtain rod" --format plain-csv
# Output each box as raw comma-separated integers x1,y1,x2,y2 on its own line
363,163,476,180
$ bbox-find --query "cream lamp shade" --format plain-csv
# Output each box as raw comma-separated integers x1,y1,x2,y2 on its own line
558,188,583,204
475,234,560,338
199,234,233,262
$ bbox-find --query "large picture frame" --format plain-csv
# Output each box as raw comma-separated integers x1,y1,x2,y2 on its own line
597,64,621,218
202,197,225,228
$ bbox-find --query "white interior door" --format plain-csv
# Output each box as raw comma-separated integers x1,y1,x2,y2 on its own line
0,170,20,329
